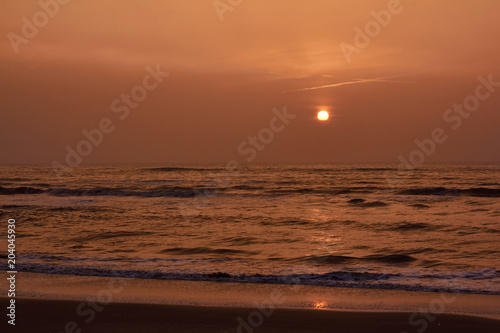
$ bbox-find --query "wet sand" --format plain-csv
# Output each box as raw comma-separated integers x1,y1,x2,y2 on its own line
3,272,500,332
5,297,500,333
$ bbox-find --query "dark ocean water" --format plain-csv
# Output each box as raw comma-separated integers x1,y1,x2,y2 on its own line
1,164,499,294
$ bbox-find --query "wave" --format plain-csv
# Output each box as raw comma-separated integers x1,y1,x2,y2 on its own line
0,185,215,198
260,219,310,226
388,222,440,232
352,167,397,172
145,167,225,172
3,184,499,200
478,182,500,186
10,263,499,295
1,204,38,209
410,203,431,209
265,186,381,196
0,186,44,195
399,187,500,198
219,236,261,246
71,231,154,242
284,167,397,172
302,254,417,265
0,185,383,198
158,247,260,256
0,177,32,182
229,185,265,191
347,198,388,207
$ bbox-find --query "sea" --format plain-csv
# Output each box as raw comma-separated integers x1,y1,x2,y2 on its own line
1,164,499,295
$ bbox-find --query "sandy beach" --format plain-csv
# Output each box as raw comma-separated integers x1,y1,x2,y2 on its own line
2,272,499,332
5,297,499,333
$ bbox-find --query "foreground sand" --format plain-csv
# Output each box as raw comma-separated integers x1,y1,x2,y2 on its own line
4,297,499,333
3,273,500,332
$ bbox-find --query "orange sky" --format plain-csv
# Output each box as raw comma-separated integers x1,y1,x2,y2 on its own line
1,0,499,164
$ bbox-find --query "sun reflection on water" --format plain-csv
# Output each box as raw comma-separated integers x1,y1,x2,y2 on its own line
313,301,328,309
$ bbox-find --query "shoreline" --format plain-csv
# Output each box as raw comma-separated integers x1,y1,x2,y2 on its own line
4,272,500,317
7,272,500,315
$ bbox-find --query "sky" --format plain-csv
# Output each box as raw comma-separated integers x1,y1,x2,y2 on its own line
1,0,499,165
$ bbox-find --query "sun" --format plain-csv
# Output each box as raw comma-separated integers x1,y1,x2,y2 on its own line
317,110,329,121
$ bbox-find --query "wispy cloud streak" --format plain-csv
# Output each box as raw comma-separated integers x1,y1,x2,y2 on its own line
282,76,403,93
